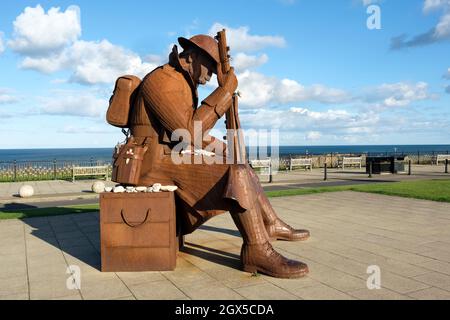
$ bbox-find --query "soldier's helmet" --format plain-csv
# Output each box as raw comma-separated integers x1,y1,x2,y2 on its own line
178,35,220,67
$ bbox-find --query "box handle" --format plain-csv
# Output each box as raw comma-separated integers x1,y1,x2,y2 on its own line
120,208,150,227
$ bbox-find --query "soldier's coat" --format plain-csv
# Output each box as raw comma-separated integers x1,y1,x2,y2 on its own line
129,47,259,234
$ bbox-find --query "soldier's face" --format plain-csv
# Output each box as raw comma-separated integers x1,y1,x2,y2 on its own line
193,52,215,85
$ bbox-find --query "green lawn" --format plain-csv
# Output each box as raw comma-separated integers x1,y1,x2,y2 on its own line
1,179,449,220
266,179,450,203
0,204,99,220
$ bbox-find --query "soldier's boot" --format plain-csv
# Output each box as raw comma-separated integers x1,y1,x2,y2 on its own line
246,166,310,242
230,204,308,278
258,193,310,242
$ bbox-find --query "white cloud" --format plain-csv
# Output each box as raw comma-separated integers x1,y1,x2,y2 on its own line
361,0,382,5
435,12,450,38
365,82,431,107
8,5,81,56
19,38,158,85
236,104,450,145
69,40,157,84
19,37,159,84
0,32,4,54
0,96,16,104
208,23,286,52
240,106,380,142
10,5,158,85
20,52,67,73
144,54,164,65
423,0,450,12
237,70,351,108
40,92,108,117
290,107,351,121
0,88,18,104
279,79,350,104
305,131,322,141
237,71,276,107
233,53,268,71
391,1,450,49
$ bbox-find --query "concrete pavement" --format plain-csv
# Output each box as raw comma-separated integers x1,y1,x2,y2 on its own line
1,191,450,300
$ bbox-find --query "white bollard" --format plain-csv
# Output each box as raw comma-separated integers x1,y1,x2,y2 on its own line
91,181,105,194
19,185,34,198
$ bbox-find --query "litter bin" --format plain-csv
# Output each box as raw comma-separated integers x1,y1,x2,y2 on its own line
366,156,405,174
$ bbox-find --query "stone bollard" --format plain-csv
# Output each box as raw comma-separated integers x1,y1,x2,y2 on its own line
92,181,106,193
19,185,34,198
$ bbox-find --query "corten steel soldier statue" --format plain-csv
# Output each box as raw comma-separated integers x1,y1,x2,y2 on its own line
128,34,310,278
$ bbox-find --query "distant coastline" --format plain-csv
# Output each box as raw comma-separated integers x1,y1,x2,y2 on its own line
1,145,449,162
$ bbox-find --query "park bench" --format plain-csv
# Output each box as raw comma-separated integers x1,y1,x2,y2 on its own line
72,165,109,182
249,159,272,172
289,158,312,171
435,154,450,165
249,158,272,182
340,157,362,170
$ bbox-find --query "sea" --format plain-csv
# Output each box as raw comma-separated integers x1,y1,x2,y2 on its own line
1,145,449,162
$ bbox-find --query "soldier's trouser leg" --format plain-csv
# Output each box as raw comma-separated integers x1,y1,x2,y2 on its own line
257,192,310,241
229,202,308,278
246,166,310,241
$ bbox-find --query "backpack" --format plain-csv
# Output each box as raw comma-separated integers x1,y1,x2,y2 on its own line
112,136,149,186
108,75,149,185
106,75,141,128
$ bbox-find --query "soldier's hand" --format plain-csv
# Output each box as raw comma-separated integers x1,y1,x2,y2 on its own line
217,67,238,94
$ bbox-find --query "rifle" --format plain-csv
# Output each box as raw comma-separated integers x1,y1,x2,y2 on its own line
215,29,246,164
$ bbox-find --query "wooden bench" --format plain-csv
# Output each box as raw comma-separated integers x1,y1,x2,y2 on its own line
435,154,450,165
249,158,273,181
289,158,312,171
249,159,271,172
340,157,362,170
72,165,109,182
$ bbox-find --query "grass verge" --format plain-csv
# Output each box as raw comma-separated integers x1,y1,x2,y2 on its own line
266,179,450,203
0,203,99,220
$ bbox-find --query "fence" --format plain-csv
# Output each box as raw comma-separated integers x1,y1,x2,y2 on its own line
0,158,112,182
263,154,363,170
366,150,450,165
255,150,450,170
1,149,449,182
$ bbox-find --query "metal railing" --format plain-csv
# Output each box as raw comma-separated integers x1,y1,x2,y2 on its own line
252,150,450,170
0,158,112,182
1,150,449,182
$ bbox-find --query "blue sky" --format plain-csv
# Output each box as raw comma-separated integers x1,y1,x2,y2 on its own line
0,0,449,148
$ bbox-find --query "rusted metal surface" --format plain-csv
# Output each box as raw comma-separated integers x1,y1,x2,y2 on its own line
106,30,310,278
100,192,177,272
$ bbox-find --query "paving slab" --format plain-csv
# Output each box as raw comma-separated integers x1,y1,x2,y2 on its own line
80,278,132,300
128,279,188,300
234,283,298,300
0,191,450,299
289,283,355,300
407,287,450,300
